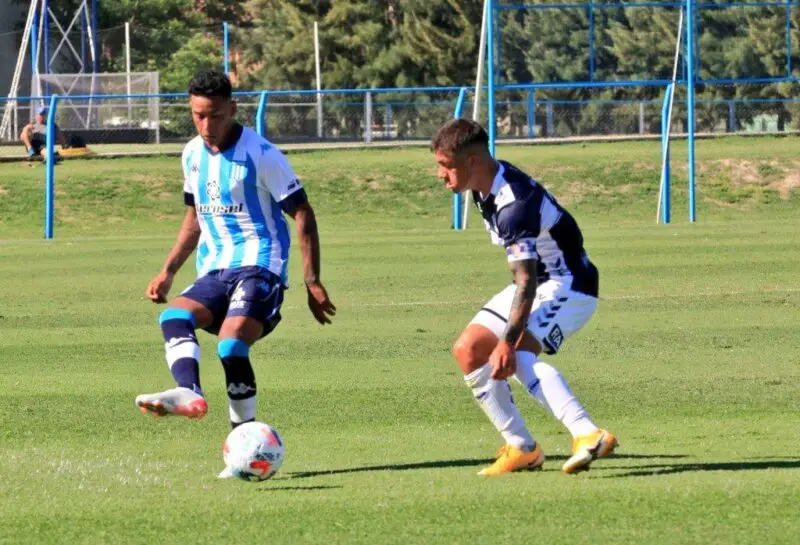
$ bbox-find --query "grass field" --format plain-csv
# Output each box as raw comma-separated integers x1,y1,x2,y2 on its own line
1,137,799,544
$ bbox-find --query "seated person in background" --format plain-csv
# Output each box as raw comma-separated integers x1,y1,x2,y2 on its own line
20,107,67,159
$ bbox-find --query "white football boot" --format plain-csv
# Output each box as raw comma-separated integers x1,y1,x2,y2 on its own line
135,386,208,419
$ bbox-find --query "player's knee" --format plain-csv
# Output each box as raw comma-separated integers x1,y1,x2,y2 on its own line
452,337,484,371
217,338,250,362
159,308,197,343
159,308,196,326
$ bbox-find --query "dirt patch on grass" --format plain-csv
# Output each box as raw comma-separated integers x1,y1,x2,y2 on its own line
772,171,800,199
703,197,750,209
716,159,799,200
0,186,7,196
719,159,762,187
352,176,384,190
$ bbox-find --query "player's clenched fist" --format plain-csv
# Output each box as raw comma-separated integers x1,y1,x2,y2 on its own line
146,271,174,303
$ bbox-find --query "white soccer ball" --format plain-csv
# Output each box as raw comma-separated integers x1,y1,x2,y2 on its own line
223,421,285,481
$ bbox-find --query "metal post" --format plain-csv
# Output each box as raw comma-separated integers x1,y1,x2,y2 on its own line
546,103,554,136
473,0,488,122
496,5,503,87
453,87,468,230
728,101,736,132
31,13,39,91
639,101,645,135
527,89,536,138
43,0,49,77
660,85,672,224
693,0,700,76
588,0,596,80
314,21,323,138
80,5,86,70
256,91,267,137
91,0,99,72
125,22,132,126
686,0,697,223
364,92,373,144
45,95,58,240
42,0,50,98
487,0,496,156
786,0,792,78
223,22,230,75
454,87,467,119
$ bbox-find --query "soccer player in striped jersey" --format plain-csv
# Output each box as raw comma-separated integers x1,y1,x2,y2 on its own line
432,119,616,476
135,71,336,447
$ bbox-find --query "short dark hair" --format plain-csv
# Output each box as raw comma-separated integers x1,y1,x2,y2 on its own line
188,70,232,99
431,118,489,155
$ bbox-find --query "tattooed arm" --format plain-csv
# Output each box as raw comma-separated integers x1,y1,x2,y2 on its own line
488,257,538,379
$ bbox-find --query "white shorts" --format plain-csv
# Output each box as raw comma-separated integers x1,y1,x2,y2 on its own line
468,280,597,354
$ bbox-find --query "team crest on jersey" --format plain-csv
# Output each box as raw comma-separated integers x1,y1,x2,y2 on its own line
495,184,516,209
206,180,221,202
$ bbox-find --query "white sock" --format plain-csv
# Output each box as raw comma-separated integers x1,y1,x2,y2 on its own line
513,351,599,438
464,364,535,450
228,397,256,425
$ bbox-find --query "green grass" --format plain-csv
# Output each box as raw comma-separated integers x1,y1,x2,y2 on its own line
1,137,799,544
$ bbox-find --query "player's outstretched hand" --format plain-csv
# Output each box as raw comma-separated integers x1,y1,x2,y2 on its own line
489,340,517,380
306,281,336,325
146,270,174,304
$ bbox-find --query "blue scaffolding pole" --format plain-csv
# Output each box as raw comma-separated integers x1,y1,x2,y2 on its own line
223,22,230,75
487,0,497,157
686,0,697,223
452,87,468,230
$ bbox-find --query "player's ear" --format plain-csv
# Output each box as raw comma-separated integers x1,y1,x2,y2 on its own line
230,100,238,118
465,150,481,169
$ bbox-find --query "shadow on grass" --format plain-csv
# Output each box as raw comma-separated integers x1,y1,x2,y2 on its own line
288,453,688,479
257,484,344,492
599,459,800,478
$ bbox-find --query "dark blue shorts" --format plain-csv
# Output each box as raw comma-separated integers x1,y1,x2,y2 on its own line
180,266,285,337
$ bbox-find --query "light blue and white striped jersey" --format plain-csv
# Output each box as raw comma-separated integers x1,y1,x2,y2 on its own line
181,126,305,284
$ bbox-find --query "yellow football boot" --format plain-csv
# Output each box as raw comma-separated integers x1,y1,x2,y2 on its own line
478,444,545,476
562,429,618,474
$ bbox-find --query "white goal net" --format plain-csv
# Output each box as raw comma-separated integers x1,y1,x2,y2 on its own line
26,72,160,144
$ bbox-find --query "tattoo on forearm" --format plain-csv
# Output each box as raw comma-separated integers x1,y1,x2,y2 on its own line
502,259,538,346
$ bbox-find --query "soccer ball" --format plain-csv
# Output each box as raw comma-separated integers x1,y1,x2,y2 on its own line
222,421,285,481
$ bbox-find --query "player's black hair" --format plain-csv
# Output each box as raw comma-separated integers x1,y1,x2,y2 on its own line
188,70,233,99
430,118,490,155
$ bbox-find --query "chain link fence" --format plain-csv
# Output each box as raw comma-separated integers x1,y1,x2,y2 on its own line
3,86,800,157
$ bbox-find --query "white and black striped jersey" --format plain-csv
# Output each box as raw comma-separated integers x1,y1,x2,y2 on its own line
473,160,599,297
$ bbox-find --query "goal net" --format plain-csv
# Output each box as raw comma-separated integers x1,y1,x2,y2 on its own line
32,72,160,144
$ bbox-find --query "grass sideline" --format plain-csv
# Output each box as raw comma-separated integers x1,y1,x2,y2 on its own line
0,138,799,544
